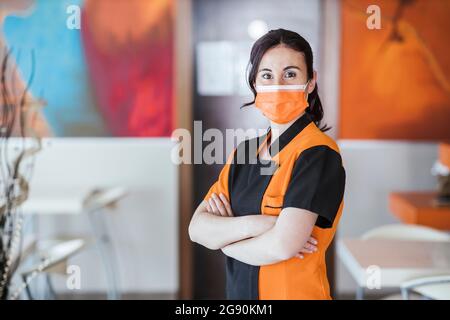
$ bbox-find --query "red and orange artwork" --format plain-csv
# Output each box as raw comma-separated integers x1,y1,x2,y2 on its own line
82,0,174,137
339,0,450,140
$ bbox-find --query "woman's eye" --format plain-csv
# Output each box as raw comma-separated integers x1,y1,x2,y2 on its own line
261,73,272,80
284,71,296,78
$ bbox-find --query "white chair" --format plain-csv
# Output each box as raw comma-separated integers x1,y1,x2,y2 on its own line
83,187,128,300
357,224,450,300
20,187,127,300
401,275,450,300
15,239,87,300
361,224,450,242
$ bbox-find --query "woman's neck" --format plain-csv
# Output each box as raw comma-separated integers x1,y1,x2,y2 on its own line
269,112,305,143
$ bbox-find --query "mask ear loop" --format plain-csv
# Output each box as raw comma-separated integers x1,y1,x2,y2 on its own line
304,80,311,107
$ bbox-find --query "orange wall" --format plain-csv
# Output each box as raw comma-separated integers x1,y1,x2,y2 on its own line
339,0,450,140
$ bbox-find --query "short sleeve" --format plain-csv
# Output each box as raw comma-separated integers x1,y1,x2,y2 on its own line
203,148,236,202
282,145,346,228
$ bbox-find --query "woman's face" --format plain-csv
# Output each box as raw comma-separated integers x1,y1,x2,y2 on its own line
255,45,316,93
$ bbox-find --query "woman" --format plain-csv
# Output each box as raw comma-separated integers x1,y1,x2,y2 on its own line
189,29,346,300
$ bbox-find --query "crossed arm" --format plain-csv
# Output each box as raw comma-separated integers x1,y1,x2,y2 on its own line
188,193,319,266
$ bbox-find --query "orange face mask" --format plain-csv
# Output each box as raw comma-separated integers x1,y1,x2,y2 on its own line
254,84,309,124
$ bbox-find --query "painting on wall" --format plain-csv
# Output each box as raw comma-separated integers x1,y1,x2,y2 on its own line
2,0,174,137
339,0,450,140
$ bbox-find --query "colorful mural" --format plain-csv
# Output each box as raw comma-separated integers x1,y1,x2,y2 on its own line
82,0,174,136
3,0,174,137
339,0,450,140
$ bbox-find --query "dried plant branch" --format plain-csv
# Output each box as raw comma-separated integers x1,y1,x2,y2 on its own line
0,48,43,300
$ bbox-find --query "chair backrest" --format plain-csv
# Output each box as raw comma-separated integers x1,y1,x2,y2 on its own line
362,224,450,242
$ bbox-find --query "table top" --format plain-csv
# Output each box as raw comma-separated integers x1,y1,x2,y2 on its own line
389,191,450,230
20,187,127,215
337,238,450,287
390,191,448,208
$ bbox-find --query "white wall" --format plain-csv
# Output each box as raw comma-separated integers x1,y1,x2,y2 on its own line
336,140,439,295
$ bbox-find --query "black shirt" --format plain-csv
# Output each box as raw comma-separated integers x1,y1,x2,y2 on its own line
220,113,345,299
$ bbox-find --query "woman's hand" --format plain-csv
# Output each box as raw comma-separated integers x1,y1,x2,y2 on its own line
204,193,276,239
295,236,318,259
206,192,318,258
206,193,234,217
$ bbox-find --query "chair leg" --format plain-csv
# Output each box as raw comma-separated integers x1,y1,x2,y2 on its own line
45,273,57,300
401,287,409,300
356,286,364,300
87,208,121,300
22,275,33,300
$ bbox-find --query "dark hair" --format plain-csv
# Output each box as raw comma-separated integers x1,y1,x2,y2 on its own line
242,28,330,132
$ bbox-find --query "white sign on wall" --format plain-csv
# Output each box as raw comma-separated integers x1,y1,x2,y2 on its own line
196,41,252,96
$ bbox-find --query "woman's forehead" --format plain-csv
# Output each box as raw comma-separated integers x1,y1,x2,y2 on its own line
259,46,305,70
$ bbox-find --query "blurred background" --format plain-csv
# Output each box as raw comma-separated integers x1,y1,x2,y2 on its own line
0,0,449,300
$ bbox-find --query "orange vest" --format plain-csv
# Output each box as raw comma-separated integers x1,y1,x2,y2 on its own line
205,121,344,299
258,121,344,300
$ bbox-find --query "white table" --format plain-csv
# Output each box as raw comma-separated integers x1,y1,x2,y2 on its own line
21,187,127,215
337,238,450,299
6,138,179,296
19,187,127,299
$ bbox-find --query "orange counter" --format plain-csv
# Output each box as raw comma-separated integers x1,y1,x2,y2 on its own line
389,191,450,230
439,142,450,168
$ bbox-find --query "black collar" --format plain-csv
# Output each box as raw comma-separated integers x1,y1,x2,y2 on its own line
268,112,313,157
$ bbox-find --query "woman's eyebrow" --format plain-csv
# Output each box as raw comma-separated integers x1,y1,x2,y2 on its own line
258,68,272,73
283,65,301,71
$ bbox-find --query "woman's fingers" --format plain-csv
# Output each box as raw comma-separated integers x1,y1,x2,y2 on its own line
297,237,318,258
212,193,228,217
208,198,219,215
300,242,317,253
219,193,233,216
307,241,318,252
298,240,318,256
206,193,233,217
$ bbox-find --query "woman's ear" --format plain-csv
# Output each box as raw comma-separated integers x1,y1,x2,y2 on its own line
307,70,317,94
